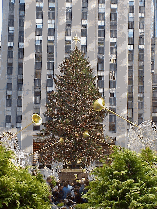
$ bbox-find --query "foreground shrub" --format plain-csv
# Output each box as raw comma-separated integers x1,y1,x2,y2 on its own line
83,146,157,209
0,144,51,209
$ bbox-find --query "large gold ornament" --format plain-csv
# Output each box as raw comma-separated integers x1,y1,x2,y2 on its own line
83,131,90,138
32,114,42,126
93,98,105,111
59,137,64,143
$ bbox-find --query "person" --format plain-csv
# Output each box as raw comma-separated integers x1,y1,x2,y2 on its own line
46,176,53,190
62,182,71,199
74,189,83,204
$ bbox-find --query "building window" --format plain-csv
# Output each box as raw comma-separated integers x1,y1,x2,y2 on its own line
16,115,22,123
139,36,144,45
98,13,105,21
36,28,42,36
18,49,24,59
47,45,54,54
33,125,40,131
139,6,144,13
81,28,87,37
98,29,104,37
128,21,134,29
48,28,55,36
17,98,22,107
19,31,24,42
6,99,12,107
35,70,41,79
129,6,134,13
35,62,42,69
19,3,25,11
109,97,116,106
109,123,116,132
6,115,11,123
110,13,117,21
36,11,43,19
65,45,71,53
81,45,87,54
17,83,23,91
19,18,24,27
34,79,41,87
7,83,12,90
8,34,14,42
110,30,117,38
47,62,54,70
35,45,42,53
66,8,72,21
48,11,55,19
8,51,13,58
47,79,53,87
98,0,105,3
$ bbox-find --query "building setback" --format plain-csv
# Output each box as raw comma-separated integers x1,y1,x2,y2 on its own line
0,0,156,157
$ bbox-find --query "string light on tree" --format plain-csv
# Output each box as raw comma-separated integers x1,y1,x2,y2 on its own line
37,47,111,167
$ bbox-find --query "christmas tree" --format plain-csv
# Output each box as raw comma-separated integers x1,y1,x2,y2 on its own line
38,47,110,167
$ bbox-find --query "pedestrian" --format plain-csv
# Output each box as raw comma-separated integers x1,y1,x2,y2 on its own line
62,182,71,199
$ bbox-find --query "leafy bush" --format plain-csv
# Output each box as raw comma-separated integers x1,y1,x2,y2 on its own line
0,144,52,209
75,203,90,209
83,146,157,209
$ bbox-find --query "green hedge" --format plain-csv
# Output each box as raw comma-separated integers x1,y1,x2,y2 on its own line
0,144,52,209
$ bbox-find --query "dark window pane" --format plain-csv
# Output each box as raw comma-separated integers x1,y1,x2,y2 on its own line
7,67,13,75
17,99,22,107
98,30,104,37
19,18,24,27
47,62,54,70
35,62,42,69
47,79,53,87
6,99,12,107
47,45,54,54
33,125,40,131
36,11,43,19
19,3,25,11
48,28,55,36
8,35,14,42
16,115,22,123
7,83,12,90
34,79,41,87
18,83,23,91
8,19,14,27
48,11,55,19
8,51,13,58
65,45,71,53
36,28,42,36
6,115,11,123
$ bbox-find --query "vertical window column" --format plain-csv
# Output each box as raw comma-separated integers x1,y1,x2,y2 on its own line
138,0,145,125
109,0,117,133
34,0,44,131
127,0,134,125
6,0,15,128
81,0,88,56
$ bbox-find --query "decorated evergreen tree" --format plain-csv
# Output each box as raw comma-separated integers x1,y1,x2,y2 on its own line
38,47,110,167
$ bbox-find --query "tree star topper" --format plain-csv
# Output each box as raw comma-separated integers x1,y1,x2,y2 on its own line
72,34,81,49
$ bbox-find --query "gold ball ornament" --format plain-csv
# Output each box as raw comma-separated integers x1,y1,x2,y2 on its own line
32,114,42,125
59,137,64,143
93,98,105,111
83,131,90,138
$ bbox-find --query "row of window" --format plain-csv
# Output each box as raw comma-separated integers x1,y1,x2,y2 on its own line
6,115,22,123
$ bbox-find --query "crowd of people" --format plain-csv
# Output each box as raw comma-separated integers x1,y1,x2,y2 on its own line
46,177,89,208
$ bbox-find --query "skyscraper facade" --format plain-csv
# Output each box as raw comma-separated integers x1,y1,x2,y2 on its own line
0,0,156,155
